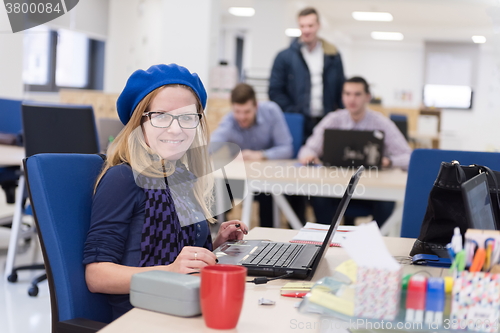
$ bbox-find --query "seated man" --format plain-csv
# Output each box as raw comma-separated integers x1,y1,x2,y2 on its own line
298,76,411,226
210,83,293,227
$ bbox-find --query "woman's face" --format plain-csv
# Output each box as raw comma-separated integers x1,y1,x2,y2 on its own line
142,87,199,161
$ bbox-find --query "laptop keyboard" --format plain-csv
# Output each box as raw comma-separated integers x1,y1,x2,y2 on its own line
240,242,304,268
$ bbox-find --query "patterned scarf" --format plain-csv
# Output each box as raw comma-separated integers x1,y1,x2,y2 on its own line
136,163,211,267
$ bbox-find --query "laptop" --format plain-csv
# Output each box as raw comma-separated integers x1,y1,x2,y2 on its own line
461,172,498,230
214,166,364,280
322,129,384,168
97,118,124,153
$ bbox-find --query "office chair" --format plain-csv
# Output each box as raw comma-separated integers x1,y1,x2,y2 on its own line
5,102,100,296
24,153,112,332
283,112,304,158
400,149,500,238
0,98,23,205
390,113,409,141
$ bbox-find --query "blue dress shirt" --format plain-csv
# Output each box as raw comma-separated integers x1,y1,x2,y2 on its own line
210,101,293,160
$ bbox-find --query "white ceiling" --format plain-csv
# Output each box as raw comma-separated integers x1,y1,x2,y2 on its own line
221,0,500,43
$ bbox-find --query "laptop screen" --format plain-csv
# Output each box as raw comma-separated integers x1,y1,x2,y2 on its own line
462,172,497,230
308,166,365,276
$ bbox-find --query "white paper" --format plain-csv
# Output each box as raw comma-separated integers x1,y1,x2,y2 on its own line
291,223,357,245
341,222,400,271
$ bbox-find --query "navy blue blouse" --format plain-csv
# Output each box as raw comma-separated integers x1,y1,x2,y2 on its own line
83,164,212,319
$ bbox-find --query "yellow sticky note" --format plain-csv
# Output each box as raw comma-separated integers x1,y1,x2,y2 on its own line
308,287,355,316
335,259,357,283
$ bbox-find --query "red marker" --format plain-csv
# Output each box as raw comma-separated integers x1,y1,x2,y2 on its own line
406,275,427,323
281,292,308,298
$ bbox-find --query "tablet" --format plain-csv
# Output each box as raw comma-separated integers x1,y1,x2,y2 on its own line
461,172,497,230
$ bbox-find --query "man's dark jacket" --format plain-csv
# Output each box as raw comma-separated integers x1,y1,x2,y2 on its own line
268,38,345,117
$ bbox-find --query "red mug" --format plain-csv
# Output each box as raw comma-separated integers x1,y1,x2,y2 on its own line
200,264,247,329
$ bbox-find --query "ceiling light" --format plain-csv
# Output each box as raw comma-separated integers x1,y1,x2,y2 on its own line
371,31,404,41
472,35,486,43
352,11,393,22
228,7,255,17
285,28,301,37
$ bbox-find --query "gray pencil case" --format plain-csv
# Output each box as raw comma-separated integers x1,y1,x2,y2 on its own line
130,270,201,317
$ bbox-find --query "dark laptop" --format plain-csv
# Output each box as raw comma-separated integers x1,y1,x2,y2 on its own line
214,166,364,280
322,129,384,168
462,172,498,230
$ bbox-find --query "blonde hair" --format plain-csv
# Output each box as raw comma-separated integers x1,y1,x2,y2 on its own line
96,85,215,223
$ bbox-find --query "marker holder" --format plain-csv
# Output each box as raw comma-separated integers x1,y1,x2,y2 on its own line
451,271,500,333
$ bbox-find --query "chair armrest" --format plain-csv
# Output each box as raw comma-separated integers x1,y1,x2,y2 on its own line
57,318,107,333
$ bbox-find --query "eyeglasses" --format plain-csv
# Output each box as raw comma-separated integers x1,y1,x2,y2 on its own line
142,112,202,129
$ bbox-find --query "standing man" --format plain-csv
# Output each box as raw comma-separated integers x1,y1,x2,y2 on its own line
269,7,345,141
210,83,293,227
298,76,412,226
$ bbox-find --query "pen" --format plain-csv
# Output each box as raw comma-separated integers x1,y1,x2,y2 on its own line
234,223,248,235
485,240,494,271
281,292,308,298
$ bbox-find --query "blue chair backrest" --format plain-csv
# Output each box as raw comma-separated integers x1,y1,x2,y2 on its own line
24,153,112,324
401,149,500,238
389,113,408,141
283,113,304,158
0,98,22,134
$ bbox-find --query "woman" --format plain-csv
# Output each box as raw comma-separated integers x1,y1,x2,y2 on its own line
83,64,248,319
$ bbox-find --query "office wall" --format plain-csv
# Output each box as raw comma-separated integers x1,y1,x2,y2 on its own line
440,44,500,151
48,0,109,39
0,6,24,98
104,0,220,93
104,0,162,93
0,0,108,100
345,41,424,109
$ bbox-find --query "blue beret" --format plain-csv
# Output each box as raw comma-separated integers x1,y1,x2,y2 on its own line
116,64,207,125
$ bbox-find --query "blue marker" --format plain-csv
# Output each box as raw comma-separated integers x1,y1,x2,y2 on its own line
424,277,445,325
446,243,455,260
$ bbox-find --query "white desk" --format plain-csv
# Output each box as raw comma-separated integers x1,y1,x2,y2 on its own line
98,228,443,333
0,144,24,167
216,160,407,235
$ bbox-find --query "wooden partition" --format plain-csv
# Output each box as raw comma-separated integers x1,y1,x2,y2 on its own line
60,89,120,119
369,104,441,148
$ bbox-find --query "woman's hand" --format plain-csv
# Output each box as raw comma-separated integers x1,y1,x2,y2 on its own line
213,220,249,249
166,246,217,274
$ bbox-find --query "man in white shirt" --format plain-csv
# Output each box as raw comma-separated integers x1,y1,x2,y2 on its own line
299,77,412,226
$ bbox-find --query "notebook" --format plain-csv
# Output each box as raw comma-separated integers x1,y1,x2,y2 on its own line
214,166,364,280
322,129,384,168
290,223,357,247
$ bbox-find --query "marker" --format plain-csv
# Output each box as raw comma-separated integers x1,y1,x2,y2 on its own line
446,243,455,260
281,292,308,298
424,278,445,325
470,248,486,272
406,275,427,323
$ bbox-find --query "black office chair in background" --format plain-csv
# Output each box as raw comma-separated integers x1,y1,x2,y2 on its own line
0,98,23,207
5,102,100,296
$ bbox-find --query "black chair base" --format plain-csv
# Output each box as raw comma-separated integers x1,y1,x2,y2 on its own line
57,318,107,333
7,263,47,296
